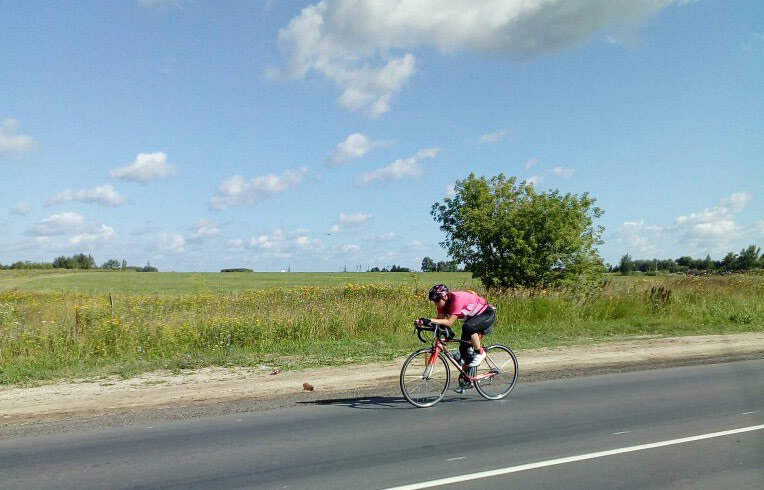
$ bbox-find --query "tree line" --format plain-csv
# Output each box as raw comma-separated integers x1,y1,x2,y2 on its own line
420,257,460,272
0,253,158,272
614,245,763,275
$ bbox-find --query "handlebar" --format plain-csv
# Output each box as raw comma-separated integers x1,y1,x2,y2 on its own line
413,320,455,344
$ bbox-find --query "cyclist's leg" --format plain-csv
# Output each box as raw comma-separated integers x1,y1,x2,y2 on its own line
463,307,496,351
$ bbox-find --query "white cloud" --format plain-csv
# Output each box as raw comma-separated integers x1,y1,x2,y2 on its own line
342,244,360,254
688,220,737,238
242,228,324,258
326,132,393,166
110,152,176,183
10,202,31,216
612,191,756,259
331,211,372,234
188,219,221,243
46,184,126,207
0,119,38,156
356,147,439,186
339,212,371,224
675,192,752,226
156,232,185,253
525,158,539,170
551,166,575,178
68,225,116,246
27,212,115,249
30,212,86,236
210,167,308,210
479,128,510,144
446,183,456,198
525,175,543,186
276,0,680,115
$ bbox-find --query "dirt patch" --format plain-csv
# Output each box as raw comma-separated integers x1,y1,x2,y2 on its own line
1,333,762,425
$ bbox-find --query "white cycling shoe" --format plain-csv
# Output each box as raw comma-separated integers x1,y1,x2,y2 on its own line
467,349,486,368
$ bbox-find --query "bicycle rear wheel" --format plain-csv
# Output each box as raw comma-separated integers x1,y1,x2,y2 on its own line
474,344,518,400
400,348,450,408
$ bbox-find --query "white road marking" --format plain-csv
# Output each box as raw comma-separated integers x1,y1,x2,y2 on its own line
382,424,764,490
742,411,759,415
446,457,466,462
612,431,632,435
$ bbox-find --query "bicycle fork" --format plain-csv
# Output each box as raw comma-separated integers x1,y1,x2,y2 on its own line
422,345,442,379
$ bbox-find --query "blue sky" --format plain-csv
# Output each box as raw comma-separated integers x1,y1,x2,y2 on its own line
1,0,762,272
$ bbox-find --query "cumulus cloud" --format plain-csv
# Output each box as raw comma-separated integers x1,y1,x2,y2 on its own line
0,119,38,156
188,219,221,243
356,148,439,186
27,212,115,248
210,167,308,210
525,158,539,170
614,191,756,258
241,228,324,258
479,128,510,144
110,152,176,183
46,184,126,207
10,202,31,216
551,166,575,178
326,133,394,166
446,183,456,197
30,212,87,236
276,0,680,115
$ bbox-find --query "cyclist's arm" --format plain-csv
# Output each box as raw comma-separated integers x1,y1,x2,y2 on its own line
429,313,458,327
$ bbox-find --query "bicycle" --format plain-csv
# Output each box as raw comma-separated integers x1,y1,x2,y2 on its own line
400,319,518,408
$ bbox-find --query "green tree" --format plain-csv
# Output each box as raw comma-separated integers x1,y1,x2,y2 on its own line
101,259,121,270
736,245,761,271
619,254,634,275
421,256,436,272
431,173,604,288
721,252,737,271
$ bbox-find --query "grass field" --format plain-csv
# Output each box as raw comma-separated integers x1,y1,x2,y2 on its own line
1,270,762,385
0,270,478,294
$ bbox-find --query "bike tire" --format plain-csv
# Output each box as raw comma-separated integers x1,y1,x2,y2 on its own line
474,344,518,400
400,348,451,408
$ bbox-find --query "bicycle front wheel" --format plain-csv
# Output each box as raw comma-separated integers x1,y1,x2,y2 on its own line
400,348,450,408
474,344,518,400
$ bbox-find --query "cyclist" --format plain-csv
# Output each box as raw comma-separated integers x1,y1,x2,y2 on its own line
418,284,496,369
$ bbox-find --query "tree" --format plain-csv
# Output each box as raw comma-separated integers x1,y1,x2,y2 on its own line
619,254,634,276
736,245,761,271
721,252,737,271
431,173,604,288
101,259,121,270
421,257,436,272
52,253,96,269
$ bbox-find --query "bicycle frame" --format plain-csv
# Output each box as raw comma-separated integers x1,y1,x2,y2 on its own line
424,329,496,384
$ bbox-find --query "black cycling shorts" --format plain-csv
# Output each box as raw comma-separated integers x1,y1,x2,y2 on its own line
460,306,496,357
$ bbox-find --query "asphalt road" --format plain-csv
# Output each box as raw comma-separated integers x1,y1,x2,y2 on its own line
1,360,762,489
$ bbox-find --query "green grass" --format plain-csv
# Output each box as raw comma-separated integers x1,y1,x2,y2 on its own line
0,270,479,294
0,271,761,385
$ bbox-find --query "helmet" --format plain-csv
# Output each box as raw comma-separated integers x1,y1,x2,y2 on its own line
428,284,449,302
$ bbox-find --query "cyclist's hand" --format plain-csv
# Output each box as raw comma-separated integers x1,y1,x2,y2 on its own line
417,317,432,326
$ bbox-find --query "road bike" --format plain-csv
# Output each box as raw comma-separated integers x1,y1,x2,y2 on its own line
400,320,518,408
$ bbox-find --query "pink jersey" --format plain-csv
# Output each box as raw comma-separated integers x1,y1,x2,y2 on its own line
437,290,489,319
